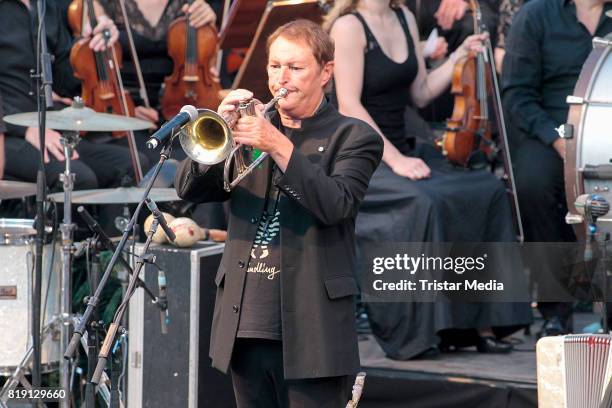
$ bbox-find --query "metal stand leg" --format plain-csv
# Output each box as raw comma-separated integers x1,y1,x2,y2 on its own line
58,132,80,408
0,319,58,407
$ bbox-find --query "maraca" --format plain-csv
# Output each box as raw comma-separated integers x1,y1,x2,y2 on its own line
144,212,176,243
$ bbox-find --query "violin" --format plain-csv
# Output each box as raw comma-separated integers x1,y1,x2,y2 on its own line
67,0,84,37
67,0,144,182
436,0,525,241
161,0,222,120
436,0,496,168
69,0,136,123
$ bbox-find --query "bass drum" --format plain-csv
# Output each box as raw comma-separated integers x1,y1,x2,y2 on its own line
565,37,612,240
0,219,60,375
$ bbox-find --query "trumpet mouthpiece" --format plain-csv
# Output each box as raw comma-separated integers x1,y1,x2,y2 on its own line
277,88,288,98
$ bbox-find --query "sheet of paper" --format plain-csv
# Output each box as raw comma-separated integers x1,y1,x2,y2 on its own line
423,28,439,58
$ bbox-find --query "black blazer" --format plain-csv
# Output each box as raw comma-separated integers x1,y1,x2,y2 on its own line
175,100,383,379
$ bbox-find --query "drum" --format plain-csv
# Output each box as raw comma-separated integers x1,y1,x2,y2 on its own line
0,219,60,375
565,38,612,240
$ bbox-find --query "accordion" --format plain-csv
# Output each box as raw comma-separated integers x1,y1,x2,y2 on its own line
537,335,612,408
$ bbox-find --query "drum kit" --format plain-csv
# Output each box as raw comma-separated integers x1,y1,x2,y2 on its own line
0,101,181,407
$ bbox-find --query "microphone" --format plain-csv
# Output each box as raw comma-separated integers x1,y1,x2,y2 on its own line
77,206,134,273
146,105,198,150
144,198,176,242
575,194,610,225
157,270,169,335
575,194,610,262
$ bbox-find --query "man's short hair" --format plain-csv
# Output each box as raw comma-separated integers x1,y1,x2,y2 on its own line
266,19,334,67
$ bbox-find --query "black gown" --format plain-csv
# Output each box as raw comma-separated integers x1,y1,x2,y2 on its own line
352,9,532,360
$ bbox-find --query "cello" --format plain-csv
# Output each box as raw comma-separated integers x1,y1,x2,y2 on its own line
436,0,496,168
67,0,144,182
161,0,222,120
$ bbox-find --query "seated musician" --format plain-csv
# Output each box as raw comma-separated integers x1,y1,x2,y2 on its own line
0,92,5,181
0,0,139,190
326,0,532,359
98,0,223,165
493,0,527,73
501,0,612,336
176,19,383,407
404,0,501,122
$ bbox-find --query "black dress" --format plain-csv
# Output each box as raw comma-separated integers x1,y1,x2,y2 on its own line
352,9,532,360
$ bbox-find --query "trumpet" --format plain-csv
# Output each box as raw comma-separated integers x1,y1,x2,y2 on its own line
179,88,288,191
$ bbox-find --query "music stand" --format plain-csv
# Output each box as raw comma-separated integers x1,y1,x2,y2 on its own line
219,0,269,49
231,0,325,100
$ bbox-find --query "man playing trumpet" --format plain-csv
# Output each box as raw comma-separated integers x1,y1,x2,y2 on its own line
175,19,382,408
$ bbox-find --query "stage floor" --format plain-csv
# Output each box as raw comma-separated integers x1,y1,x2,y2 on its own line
357,312,600,408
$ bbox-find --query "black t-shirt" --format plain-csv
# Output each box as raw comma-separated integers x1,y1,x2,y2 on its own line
236,162,283,340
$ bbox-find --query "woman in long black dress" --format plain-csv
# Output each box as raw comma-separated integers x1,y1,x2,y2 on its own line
326,0,532,359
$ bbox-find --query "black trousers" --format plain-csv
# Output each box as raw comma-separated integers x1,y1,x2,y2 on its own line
514,138,576,322
230,339,351,408
4,135,148,190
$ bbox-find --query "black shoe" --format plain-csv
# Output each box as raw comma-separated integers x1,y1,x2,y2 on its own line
476,336,513,353
537,317,567,339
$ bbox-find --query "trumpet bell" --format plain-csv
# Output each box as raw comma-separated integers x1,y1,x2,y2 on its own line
179,109,232,165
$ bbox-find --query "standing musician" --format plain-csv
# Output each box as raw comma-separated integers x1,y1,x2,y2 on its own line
501,0,612,336
98,0,223,165
326,0,532,360
176,20,383,407
0,0,138,190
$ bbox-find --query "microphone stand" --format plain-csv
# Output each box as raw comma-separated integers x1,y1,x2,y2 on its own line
64,139,176,389
32,0,54,390
91,216,160,385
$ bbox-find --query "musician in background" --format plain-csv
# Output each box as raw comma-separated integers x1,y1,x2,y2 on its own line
404,0,501,122
0,94,5,180
98,0,223,163
501,0,612,336
327,0,531,360
0,0,137,190
493,0,527,73
176,19,382,407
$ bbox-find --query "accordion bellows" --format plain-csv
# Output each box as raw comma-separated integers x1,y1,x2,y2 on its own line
537,335,612,408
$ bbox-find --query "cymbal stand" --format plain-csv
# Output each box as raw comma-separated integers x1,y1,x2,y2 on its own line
58,131,79,408
85,238,101,408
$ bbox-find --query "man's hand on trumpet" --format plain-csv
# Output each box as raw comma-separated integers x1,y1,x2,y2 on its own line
219,89,294,172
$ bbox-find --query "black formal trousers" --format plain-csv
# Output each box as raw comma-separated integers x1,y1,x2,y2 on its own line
230,339,351,408
4,136,140,190
514,138,575,322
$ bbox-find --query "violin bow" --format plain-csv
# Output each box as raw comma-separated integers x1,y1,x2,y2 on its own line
116,0,151,109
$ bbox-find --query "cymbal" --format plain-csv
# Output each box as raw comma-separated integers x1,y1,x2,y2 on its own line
3,105,154,132
48,187,180,204
0,180,37,200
